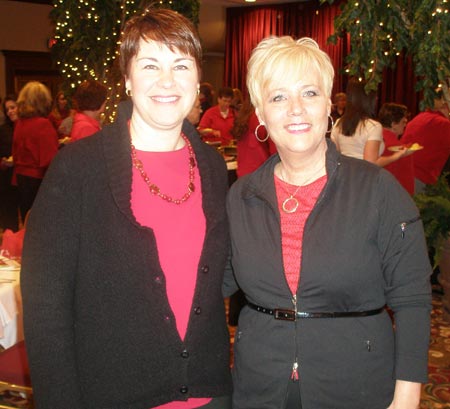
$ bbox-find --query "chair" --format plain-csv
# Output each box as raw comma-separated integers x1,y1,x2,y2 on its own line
0,341,32,408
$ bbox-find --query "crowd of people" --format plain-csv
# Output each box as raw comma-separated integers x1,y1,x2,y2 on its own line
0,5,448,409
0,79,108,239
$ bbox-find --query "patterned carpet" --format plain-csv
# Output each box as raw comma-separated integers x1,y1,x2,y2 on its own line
419,291,450,408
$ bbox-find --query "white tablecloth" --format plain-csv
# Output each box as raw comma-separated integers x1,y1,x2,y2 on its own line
0,259,23,350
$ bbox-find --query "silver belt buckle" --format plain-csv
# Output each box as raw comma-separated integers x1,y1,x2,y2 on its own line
274,308,296,321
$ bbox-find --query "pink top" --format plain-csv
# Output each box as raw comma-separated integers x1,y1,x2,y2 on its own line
131,144,211,409
275,174,327,295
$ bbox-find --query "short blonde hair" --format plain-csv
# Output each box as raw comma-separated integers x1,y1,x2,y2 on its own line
247,36,334,111
17,81,53,118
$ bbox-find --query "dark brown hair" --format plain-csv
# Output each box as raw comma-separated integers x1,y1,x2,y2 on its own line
73,80,108,111
119,8,202,77
338,78,377,136
230,99,254,141
378,103,408,128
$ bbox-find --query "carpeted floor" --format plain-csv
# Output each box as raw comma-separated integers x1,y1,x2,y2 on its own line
420,291,450,408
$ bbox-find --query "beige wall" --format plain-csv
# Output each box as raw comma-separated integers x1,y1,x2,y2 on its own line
0,0,226,101
0,0,54,99
198,3,226,96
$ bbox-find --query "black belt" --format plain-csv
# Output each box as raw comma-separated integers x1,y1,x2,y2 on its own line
247,302,384,321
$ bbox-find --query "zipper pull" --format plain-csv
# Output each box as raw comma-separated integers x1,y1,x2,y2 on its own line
366,340,371,352
291,358,299,381
400,222,406,239
292,294,297,314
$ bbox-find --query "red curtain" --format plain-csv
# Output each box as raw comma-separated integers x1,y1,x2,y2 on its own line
224,1,419,116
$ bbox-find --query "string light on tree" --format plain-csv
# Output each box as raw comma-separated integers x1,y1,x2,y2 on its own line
50,0,200,123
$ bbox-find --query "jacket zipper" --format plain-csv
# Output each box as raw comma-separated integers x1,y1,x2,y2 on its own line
400,216,421,239
290,294,300,382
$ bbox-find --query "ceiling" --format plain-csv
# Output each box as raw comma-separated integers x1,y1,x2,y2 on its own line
198,0,302,53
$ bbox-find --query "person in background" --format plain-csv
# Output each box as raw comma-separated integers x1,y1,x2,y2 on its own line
0,95,19,232
227,98,276,326
21,8,231,409
231,88,243,114
12,81,58,222
224,36,431,409
230,98,275,178
199,82,214,119
48,91,73,136
198,87,235,146
401,92,450,194
70,80,107,142
330,79,409,165
186,95,202,126
378,103,415,195
330,91,346,122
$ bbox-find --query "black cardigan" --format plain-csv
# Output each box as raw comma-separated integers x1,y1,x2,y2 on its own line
21,101,232,409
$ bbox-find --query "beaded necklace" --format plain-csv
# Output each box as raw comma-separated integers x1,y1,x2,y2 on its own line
130,133,196,204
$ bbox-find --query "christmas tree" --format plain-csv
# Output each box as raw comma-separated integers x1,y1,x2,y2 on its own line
49,0,200,122
323,0,450,109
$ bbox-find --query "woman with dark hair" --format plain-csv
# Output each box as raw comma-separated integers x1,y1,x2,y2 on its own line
331,79,408,166
70,79,107,142
230,99,275,178
0,95,19,231
378,103,415,194
199,82,214,118
21,8,231,409
12,81,58,220
48,90,73,135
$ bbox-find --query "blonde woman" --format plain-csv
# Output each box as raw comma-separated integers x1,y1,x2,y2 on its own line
12,81,58,220
224,36,431,409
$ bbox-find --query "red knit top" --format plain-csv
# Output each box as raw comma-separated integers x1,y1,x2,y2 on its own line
274,174,327,295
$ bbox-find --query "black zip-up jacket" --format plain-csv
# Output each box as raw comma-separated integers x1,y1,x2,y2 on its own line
21,101,232,409
225,140,432,409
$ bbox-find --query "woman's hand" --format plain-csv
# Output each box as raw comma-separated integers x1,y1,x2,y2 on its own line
387,380,421,409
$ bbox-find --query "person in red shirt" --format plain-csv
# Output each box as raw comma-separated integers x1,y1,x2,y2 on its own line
230,99,276,178
70,80,107,142
402,94,450,193
12,81,58,220
378,103,415,195
198,87,235,145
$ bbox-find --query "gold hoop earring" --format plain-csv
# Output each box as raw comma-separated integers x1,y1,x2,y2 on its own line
255,123,269,142
326,115,334,134
126,89,132,97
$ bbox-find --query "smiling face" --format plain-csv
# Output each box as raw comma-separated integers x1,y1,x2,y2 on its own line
5,100,18,123
256,66,331,158
125,38,199,132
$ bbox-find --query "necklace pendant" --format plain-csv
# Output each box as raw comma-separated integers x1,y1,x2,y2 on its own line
282,196,299,213
149,184,160,195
